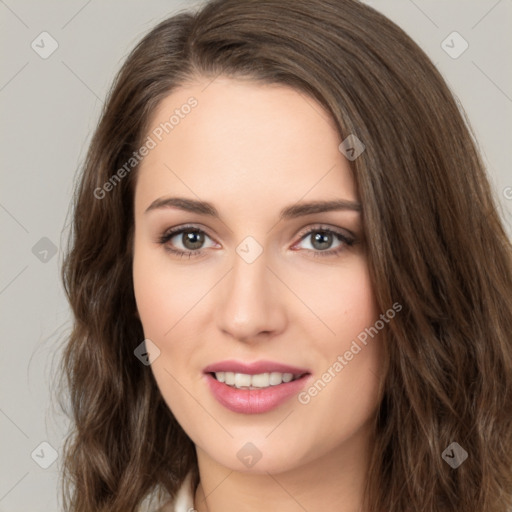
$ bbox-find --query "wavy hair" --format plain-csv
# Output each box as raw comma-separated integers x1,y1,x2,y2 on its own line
58,0,512,510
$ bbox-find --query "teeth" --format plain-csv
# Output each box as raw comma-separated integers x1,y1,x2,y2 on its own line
213,371,298,389
235,373,251,387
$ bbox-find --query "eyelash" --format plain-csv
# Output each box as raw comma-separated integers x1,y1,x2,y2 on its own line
157,224,355,259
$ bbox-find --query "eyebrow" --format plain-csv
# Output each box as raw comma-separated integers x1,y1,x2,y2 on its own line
144,196,362,220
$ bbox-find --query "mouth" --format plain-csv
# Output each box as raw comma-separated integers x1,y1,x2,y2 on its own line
203,360,312,414
208,371,307,389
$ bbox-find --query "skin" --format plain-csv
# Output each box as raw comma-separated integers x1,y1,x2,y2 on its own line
132,77,384,512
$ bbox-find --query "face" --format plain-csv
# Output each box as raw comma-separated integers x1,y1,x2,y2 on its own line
132,77,384,475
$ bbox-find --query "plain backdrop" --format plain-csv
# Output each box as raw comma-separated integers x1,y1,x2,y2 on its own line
0,1,511,510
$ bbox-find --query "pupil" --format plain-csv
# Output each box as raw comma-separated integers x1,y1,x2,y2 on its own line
183,231,204,250
312,231,332,250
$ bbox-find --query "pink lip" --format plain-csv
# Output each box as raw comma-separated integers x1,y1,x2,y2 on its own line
203,359,310,375
203,360,312,414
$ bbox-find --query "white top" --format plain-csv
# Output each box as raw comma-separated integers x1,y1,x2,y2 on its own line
156,472,195,512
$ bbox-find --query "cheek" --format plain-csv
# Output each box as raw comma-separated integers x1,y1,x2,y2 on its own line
132,248,198,402
336,261,379,336
288,255,378,342
132,243,198,339
330,261,382,381
302,257,382,405
133,261,168,338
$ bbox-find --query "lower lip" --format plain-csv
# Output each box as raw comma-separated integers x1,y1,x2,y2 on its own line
204,373,311,414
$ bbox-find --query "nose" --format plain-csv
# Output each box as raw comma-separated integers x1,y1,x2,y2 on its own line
215,247,287,344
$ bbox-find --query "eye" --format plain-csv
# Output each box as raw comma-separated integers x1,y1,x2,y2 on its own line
157,224,356,259
293,226,355,257
157,225,217,258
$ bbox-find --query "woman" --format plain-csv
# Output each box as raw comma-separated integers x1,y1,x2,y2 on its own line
59,0,512,511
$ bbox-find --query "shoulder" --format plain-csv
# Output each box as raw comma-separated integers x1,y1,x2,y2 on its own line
154,502,174,512
153,472,195,512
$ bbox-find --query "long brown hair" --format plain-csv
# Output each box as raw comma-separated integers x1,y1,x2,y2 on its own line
58,0,512,510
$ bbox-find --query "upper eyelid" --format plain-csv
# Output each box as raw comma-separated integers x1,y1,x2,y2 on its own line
161,223,216,241
295,224,354,240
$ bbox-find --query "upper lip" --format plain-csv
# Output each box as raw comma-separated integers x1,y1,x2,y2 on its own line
203,360,310,376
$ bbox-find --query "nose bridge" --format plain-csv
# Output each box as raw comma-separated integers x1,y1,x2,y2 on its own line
215,244,286,341
232,253,265,299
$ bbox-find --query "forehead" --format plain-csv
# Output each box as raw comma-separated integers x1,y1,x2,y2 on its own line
134,77,357,213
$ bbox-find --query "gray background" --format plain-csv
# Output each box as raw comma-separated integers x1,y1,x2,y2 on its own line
1,1,511,511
